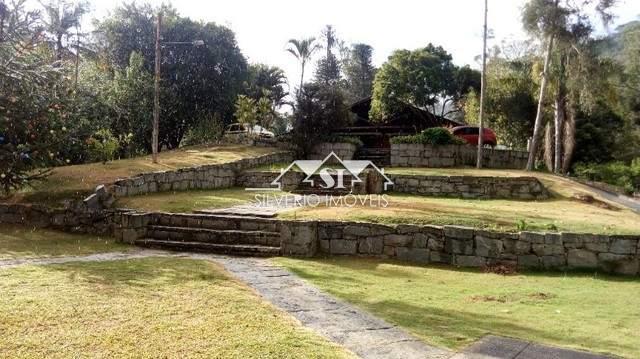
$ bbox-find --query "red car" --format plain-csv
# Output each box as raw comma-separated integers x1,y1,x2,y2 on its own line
451,126,497,147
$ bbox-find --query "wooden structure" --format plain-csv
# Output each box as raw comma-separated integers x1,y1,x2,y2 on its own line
332,97,462,149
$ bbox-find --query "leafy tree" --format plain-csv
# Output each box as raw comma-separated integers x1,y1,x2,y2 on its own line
0,0,70,194
97,3,248,149
292,83,349,156
521,0,617,171
39,0,88,60
234,95,257,133
464,58,537,149
106,51,154,153
343,43,376,102
244,63,289,109
370,44,480,121
315,25,341,86
286,37,320,91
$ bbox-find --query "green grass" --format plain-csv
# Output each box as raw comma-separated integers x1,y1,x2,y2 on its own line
274,257,640,358
6,145,283,206
116,187,286,213
0,257,353,358
0,225,130,260
281,193,640,234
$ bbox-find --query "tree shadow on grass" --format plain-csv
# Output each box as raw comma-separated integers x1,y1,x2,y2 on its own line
43,256,230,290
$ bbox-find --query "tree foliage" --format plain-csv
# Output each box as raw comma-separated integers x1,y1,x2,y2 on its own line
343,43,376,102
370,44,479,122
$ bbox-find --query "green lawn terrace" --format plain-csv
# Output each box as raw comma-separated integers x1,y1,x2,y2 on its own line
117,165,640,235
4,145,284,207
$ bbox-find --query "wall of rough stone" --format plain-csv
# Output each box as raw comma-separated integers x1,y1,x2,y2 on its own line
317,221,640,275
388,175,549,200
391,144,529,169
0,202,119,234
111,151,293,197
114,211,640,276
309,142,357,160
237,171,305,191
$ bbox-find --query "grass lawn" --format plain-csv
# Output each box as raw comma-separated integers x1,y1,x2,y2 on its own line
5,145,283,206
282,193,640,234
116,187,285,213
275,257,640,358
278,167,640,234
0,257,353,358
0,225,130,260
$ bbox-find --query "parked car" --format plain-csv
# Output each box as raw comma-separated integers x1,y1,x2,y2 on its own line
224,123,275,138
450,126,497,147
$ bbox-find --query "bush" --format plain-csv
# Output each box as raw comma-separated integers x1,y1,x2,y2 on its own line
391,127,465,145
181,114,225,147
573,160,640,194
87,129,119,164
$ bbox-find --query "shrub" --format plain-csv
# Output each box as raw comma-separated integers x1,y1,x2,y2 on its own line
391,127,465,145
181,114,225,146
87,129,119,164
573,160,640,194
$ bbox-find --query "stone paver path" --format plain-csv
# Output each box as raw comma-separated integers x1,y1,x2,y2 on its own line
450,335,612,359
0,250,616,358
0,249,171,269
191,254,452,359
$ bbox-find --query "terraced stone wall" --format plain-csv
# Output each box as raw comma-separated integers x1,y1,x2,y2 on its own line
388,175,549,200
110,151,294,197
391,144,529,169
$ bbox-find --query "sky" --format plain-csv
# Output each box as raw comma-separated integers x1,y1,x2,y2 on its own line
86,0,640,91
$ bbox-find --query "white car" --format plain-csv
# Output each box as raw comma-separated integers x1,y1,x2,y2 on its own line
225,123,275,138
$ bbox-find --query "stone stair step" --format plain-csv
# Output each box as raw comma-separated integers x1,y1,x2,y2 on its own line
135,238,281,256
147,225,281,247
154,214,279,232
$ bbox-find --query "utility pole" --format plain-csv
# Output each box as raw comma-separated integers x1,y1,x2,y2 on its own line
152,11,162,164
476,0,488,169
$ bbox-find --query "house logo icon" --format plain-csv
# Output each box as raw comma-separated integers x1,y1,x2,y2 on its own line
268,152,394,191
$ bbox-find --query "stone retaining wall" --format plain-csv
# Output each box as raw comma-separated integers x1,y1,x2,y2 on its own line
0,202,119,234
391,144,529,169
309,142,358,160
111,151,293,197
115,211,640,276
237,171,304,191
389,175,549,200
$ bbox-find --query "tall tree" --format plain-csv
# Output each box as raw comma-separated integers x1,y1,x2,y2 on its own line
343,43,376,102
244,63,289,109
97,3,248,149
286,37,320,92
38,0,88,60
369,44,476,121
315,25,341,85
522,0,616,171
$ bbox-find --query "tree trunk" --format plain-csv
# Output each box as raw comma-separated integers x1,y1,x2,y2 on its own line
299,61,305,92
544,122,554,171
553,89,565,173
562,105,576,174
526,34,555,171
553,55,566,174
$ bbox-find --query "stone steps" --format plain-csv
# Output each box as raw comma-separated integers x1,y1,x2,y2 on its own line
147,225,281,247
135,238,281,257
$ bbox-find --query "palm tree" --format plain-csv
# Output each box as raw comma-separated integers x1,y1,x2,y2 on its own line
39,0,88,60
286,37,321,91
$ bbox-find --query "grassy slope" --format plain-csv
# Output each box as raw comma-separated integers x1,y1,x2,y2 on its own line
0,225,130,260
275,257,640,358
116,188,284,213
283,167,640,234
6,145,282,206
0,257,353,358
